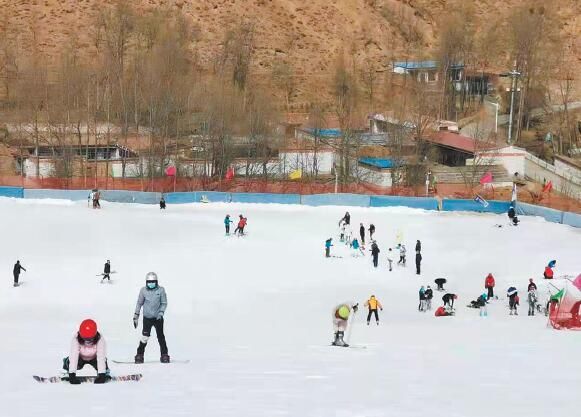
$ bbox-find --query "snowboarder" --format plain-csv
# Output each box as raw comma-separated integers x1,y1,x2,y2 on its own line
527,289,538,316
331,303,358,347
368,224,375,240
159,197,166,209
415,240,421,253
133,272,169,363
415,251,422,275
527,278,537,292
543,260,556,279
442,293,457,309
386,248,394,271
102,260,111,283
359,223,365,245
351,238,364,256
365,295,383,325
62,319,109,384
508,205,519,226
325,238,333,258
339,212,351,226
484,273,495,300
418,286,427,312
234,215,247,236
434,278,446,291
370,241,380,268
425,286,433,310
508,287,519,315
224,215,234,235
13,260,26,287
397,244,406,266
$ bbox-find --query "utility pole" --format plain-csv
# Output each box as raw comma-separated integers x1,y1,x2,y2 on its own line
505,67,521,145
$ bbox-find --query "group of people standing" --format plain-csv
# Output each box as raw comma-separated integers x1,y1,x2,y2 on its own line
224,214,248,236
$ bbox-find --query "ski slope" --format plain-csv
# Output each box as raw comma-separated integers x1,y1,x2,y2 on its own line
0,197,579,417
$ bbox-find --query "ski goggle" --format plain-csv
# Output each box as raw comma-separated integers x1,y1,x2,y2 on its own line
80,336,96,345
146,282,157,289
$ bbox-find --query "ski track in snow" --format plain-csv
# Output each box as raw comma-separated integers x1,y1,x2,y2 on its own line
0,197,580,417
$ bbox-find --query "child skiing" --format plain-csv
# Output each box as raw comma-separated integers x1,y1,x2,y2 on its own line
62,319,109,384
370,241,380,268
101,260,111,283
386,248,394,271
224,215,233,235
365,295,383,325
484,273,495,300
331,303,358,347
325,238,333,258
508,287,519,315
418,286,427,312
13,260,26,287
397,244,406,266
234,215,248,236
425,286,433,310
133,272,170,363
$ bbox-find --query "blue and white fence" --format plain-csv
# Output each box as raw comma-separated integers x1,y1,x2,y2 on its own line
1,186,579,228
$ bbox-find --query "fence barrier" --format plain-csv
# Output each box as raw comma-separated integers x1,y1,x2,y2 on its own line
0,187,579,228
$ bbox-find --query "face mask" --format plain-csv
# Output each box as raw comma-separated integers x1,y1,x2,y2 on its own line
147,282,157,289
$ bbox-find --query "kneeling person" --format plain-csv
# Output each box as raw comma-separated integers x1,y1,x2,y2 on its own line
63,319,109,384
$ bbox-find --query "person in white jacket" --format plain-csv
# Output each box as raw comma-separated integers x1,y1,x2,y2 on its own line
62,319,109,384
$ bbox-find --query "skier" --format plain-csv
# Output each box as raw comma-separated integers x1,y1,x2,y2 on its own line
415,240,421,253
543,261,555,279
351,238,364,257
527,289,538,316
527,278,537,292
364,295,383,325
508,205,519,226
368,224,375,240
386,248,394,271
484,273,496,300
359,223,365,245
133,272,170,363
415,251,422,275
370,241,380,268
159,197,166,209
418,286,427,312
62,319,109,385
339,212,351,226
92,189,101,209
234,215,248,236
508,287,519,315
13,260,26,287
102,260,111,283
442,293,457,309
477,293,488,317
331,303,358,347
325,238,333,258
434,278,447,291
425,286,433,310
397,244,406,266
224,215,234,235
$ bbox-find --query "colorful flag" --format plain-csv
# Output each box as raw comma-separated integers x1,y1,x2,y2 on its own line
289,169,302,180
479,171,493,185
225,167,235,181
551,288,565,302
474,194,489,207
543,180,553,193
165,166,176,176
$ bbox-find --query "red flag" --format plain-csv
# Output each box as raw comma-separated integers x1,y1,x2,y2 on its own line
225,167,235,181
479,171,493,185
542,180,553,193
165,165,176,176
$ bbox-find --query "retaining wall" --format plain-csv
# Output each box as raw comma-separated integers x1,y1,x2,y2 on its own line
369,196,439,210
0,186,24,198
442,199,511,214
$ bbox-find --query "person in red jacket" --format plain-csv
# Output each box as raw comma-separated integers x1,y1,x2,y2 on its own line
234,215,248,236
544,266,554,279
485,273,496,300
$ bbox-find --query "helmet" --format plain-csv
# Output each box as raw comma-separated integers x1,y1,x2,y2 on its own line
145,272,158,282
337,305,350,320
79,319,98,340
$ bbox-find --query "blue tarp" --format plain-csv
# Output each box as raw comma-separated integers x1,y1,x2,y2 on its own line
101,190,160,204
0,186,24,198
230,193,301,205
516,202,564,224
370,196,439,210
562,211,581,228
165,192,232,204
359,158,402,169
442,199,511,214
302,128,342,137
302,193,371,207
23,189,89,201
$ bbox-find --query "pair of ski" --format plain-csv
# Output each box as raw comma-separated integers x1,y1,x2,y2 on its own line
33,359,190,383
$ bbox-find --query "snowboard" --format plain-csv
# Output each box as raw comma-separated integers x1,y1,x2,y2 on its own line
112,359,190,364
96,271,117,277
33,374,142,384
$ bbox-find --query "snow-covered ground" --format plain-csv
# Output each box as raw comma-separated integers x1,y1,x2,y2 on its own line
0,197,580,417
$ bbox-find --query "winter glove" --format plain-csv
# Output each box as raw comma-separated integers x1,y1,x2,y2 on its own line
68,373,80,385
94,373,109,384
133,315,139,329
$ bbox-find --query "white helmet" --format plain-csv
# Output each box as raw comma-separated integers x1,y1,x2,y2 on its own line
145,272,158,282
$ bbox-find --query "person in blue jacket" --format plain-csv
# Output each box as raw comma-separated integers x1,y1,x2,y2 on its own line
325,238,333,258
224,215,234,235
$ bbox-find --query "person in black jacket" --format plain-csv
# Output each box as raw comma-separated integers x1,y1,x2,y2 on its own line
527,278,537,292
415,252,422,275
508,206,519,226
442,293,457,308
368,224,375,240
359,223,365,244
370,241,380,268
13,260,26,287
424,286,433,310
159,197,166,209
339,212,351,226
415,240,421,253
102,260,111,282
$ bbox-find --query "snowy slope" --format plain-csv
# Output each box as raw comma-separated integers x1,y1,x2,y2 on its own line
0,197,579,417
